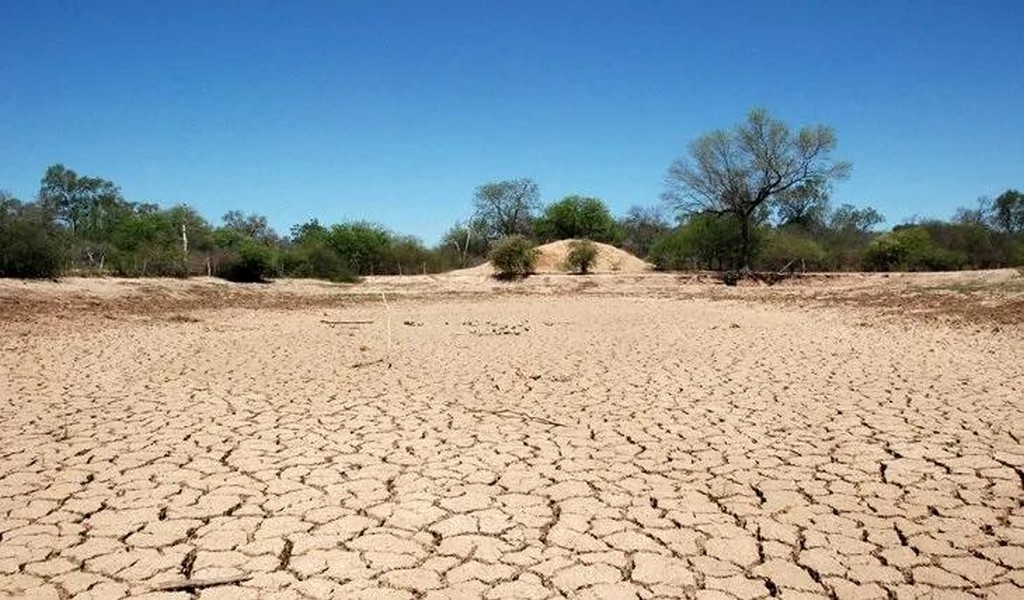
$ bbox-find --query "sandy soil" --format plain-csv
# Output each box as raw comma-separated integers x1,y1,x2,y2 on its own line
453,240,651,275
1,271,1022,599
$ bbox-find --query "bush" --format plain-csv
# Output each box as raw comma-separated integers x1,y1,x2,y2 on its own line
281,242,358,283
758,230,827,271
648,214,753,271
489,235,539,279
563,239,599,274
0,205,65,278
219,240,278,282
863,226,966,272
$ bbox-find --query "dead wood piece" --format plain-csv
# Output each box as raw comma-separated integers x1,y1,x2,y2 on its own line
321,319,373,326
152,574,252,592
351,358,390,369
465,408,566,428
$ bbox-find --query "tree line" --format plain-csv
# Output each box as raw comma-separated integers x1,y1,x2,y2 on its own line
2,110,1021,281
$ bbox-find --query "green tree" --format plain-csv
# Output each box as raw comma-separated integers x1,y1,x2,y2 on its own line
758,230,827,271
863,226,964,272
473,178,539,240
535,196,620,243
917,220,1002,269
281,220,356,282
38,164,125,237
663,108,851,268
108,207,180,276
992,189,1024,235
0,193,65,278
212,211,280,281
648,214,750,271
327,221,392,275
38,164,131,271
218,210,278,245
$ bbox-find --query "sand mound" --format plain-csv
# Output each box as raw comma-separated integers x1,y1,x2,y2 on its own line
452,239,652,275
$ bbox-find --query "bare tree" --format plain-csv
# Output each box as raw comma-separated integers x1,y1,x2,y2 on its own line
663,108,851,268
473,178,540,240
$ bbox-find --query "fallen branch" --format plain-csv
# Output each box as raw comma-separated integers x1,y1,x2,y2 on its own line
465,408,566,428
320,319,373,326
152,574,252,592
351,358,386,369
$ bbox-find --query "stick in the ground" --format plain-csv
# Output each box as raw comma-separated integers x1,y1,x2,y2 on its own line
380,292,392,367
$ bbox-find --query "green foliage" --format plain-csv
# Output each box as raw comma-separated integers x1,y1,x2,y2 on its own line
283,219,440,279
4,163,1020,280
219,239,278,282
281,242,357,283
758,230,827,271
535,196,621,244
648,214,752,271
863,227,966,272
992,189,1024,234
0,195,65,278
108,210,181,277
280,220,355,281
916,220,1005,269
39,164,126,238
489,235,539,279
326,222,392,275
388,235,435,275
664,108,850,267
211,211,281,281
563,239,599,274
220,210,278,245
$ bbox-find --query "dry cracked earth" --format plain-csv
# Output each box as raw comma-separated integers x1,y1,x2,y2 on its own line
1,293,1023,599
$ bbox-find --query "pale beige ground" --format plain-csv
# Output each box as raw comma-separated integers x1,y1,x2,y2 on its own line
1,272,1023,599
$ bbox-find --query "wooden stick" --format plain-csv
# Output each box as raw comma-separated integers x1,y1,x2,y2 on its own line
152,574,252,592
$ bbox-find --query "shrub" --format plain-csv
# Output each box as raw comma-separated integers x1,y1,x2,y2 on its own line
0,201,65,279
863,227,967,272
219,239,277,282
647,214,753,271
758,230,827,271
563,239,599,274
281,242,358,283
489,235,539,279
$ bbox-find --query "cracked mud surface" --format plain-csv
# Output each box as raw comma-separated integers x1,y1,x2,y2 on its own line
2,290,1023,599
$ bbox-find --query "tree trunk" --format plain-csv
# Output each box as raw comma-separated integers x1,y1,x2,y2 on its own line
740,214,751,270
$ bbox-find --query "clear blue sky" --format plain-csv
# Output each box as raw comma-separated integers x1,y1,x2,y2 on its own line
2,0,1022,243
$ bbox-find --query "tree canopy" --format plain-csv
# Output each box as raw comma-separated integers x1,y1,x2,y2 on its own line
1,159,1019,281
472,178,539,240
663,108,851,268
534,195,620,244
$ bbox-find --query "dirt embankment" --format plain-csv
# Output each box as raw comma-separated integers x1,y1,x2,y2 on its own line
453,240,652,275
1,269,1022,327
